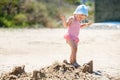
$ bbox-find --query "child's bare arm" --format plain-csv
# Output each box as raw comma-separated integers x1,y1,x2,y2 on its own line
60,15,67,27
81,21,93,28
60,15,74,27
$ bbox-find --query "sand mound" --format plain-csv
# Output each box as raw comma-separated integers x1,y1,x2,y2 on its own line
0,60,119,80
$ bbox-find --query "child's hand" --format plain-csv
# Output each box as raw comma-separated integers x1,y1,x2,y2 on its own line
87,21,93,26
60,14,67,27
60,15,65,20
81,21,93,28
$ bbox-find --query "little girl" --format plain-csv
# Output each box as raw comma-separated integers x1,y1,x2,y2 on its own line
60,5,92,67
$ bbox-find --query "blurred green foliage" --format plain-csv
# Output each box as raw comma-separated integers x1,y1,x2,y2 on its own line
14,13,28,27
0,0,94,28
64,0,80,5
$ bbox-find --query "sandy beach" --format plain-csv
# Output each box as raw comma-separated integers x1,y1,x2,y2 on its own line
0,28,120,79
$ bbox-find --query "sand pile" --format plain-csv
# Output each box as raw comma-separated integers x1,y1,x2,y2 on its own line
0,60,119,80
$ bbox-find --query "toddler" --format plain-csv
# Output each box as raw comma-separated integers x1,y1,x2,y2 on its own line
60,5,92,67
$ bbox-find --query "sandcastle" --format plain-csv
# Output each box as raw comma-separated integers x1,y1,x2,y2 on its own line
0,60,118,80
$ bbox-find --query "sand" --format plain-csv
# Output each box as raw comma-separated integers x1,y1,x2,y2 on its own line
0,28,120,79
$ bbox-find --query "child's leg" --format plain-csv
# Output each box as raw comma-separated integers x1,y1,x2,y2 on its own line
67,39,78,64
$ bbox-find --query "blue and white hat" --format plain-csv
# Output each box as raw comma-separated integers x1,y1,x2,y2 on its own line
73,5,88,16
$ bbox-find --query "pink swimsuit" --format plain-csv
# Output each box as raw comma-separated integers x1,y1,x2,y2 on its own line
64,18,81,43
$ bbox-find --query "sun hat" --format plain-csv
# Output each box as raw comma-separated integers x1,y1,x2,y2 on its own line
73,4,88,16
